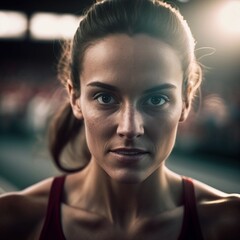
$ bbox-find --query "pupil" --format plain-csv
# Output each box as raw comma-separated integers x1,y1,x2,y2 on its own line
102,95,111,103
151,97,161,104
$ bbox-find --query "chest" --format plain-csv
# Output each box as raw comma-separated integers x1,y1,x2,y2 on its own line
62,206,184,240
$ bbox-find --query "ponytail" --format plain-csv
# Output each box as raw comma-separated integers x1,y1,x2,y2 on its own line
48,101,90,172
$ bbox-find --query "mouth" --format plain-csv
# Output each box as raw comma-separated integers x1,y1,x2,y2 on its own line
110,148,149,156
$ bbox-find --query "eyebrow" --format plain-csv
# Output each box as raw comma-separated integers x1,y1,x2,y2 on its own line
87,81,176,93
87,81,119,92
143,83,176,94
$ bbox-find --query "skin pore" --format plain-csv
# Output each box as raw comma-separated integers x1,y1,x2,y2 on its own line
66,34,188,236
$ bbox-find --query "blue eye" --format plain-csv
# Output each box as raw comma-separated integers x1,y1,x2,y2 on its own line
145,95,168,106
95,93,116,105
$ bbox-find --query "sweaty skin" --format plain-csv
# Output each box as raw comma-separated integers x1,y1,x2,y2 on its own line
0,34,240,240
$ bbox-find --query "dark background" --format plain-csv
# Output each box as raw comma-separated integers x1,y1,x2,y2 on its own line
0,0,240,193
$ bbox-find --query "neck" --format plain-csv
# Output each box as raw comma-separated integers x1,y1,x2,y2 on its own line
77,160,182,229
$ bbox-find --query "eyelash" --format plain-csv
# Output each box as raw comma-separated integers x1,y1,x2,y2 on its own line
93,93,118,105
143,95,169,107
93,92,169,107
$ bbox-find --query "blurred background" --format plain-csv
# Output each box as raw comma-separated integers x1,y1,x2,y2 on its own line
0,0,240,193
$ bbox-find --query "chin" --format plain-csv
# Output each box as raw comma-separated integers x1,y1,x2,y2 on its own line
109,170,149,185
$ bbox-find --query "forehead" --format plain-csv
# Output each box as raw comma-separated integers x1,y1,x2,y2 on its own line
81,34,183,90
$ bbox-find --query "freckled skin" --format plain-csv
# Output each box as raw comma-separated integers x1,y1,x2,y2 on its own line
79,34,184,183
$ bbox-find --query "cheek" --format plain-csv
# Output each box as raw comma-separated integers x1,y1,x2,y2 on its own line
147,107,182,152
82,108,113,155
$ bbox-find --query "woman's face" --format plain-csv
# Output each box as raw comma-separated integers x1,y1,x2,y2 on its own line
74,34,186,183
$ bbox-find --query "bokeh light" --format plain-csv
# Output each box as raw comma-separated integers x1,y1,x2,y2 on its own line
30,13,81,40
0,11,27,39
217,0,240,35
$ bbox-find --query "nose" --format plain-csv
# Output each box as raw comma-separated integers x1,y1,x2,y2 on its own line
117,104,144,139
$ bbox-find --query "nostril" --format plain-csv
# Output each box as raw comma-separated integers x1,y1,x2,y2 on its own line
117,125,144,139
119,131,137,139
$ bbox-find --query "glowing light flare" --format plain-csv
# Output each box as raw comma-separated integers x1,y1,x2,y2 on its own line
218,0,240,35
30,13,81,40
0,11,27,38
202,94,229,126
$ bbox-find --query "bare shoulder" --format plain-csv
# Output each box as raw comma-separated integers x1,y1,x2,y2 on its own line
193,179,240,240
0,177,54,240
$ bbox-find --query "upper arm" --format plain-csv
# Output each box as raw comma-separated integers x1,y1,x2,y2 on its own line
0,178,53,239
193,179,240,239
199,195,240,240
0,194,35,239
218,195,240,240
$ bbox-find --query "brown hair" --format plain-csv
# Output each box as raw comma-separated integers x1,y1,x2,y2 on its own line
49,0,202,172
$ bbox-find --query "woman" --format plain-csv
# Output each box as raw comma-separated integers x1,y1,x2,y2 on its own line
0,0,239,239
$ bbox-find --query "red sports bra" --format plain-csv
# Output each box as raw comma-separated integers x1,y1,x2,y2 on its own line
39,176,204,240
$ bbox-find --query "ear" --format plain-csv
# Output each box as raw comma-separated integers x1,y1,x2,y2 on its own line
179,100,191,122
67,80,83,120
179,79,194,122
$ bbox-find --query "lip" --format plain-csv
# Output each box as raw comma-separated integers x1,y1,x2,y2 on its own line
109,148,149,163
110,148,149,155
